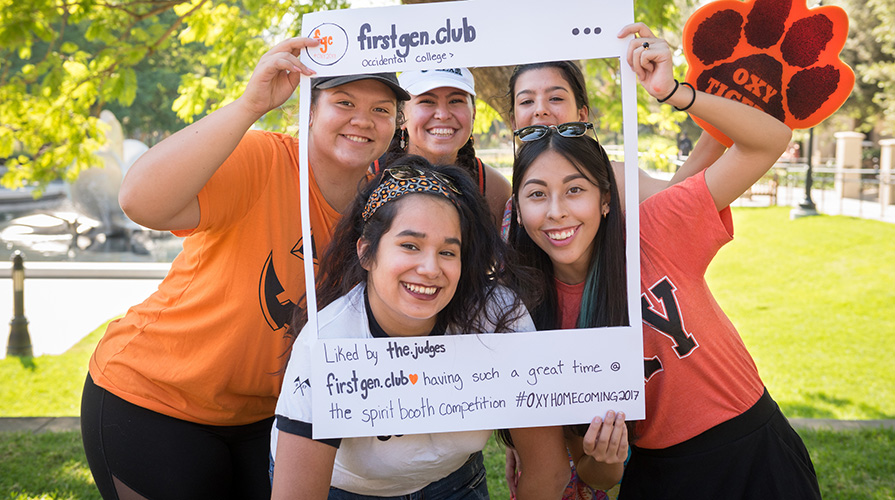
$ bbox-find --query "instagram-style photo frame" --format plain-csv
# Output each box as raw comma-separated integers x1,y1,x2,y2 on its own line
296,0,643,439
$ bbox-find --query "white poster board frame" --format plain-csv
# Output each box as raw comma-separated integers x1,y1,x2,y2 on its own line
294,0,643,439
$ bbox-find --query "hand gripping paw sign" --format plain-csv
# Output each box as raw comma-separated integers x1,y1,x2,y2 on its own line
683,0,855,146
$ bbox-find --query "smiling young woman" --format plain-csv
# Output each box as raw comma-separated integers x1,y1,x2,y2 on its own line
506,22,820,500
79,35,414,500
376,68,513,226
271,157,570,500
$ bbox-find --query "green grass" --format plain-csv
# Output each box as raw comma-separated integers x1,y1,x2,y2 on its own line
2,429,893,500
0,322,110,417
1,207,894,498
799,427,895,500
0,431,99,500
708,207,895,419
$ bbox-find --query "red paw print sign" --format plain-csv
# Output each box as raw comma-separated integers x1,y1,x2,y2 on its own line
683,0,855,146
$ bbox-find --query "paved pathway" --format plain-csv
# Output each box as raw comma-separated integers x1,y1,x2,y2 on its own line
738,183,895,224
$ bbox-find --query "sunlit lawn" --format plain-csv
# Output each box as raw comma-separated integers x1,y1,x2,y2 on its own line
3,428,894,500
708,207,895,420
2,207,894,499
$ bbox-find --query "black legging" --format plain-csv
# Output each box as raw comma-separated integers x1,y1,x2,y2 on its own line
80,374,273,500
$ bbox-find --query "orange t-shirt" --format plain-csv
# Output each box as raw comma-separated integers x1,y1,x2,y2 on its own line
89,130,341,426
636,172,764,449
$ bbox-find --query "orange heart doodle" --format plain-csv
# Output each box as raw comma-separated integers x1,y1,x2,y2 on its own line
409,374,419,385
683,0,855,146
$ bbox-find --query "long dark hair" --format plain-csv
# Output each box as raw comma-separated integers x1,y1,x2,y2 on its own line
292,155,538,337
507,61,591,123
498,134,628,447
508,134,628,331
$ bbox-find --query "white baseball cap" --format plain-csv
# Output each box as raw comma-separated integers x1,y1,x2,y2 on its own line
399,68,476,97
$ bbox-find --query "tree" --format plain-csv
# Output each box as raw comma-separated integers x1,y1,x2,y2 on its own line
0,0,346,191
0,0,692,191
462,0,695,173
458,0,694,133
814,0,893,137
855,0,895,135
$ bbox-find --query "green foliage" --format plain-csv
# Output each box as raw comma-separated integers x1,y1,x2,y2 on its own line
637,133,678,172
858,0,895,135
473,99,503,136
584,1,696,140
0,0,347,190
817,0,895,135
0,0,700,190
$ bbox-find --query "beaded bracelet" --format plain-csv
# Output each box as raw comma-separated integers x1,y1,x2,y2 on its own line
674,82,696,112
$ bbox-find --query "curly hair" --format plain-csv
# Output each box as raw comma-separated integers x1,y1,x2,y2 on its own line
290,155,540,339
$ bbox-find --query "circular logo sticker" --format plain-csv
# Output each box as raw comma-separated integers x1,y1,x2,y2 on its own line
306,23,349,67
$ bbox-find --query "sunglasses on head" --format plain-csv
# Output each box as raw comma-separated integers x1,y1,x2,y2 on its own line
384,165,462,195
513,121,596,142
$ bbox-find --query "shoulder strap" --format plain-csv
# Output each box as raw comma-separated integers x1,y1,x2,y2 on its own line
476,157,485,194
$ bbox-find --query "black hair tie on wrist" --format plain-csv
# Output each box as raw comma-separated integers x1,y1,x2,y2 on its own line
657,80,679,103
674,81,696,112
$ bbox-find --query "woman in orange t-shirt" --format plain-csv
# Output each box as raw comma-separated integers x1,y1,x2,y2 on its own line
80,36,411,499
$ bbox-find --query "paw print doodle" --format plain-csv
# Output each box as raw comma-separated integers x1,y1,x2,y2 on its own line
682,0,855,146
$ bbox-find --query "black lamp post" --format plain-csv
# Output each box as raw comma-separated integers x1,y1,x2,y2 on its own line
791,128,819,219
6,251,32,357
791,0,822,219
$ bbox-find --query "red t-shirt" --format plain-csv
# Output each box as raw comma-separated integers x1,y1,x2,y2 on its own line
556,279,585,330
636,171,765,449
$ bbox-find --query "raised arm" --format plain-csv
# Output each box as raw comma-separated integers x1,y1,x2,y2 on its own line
620,23,791,210
118,38,318,231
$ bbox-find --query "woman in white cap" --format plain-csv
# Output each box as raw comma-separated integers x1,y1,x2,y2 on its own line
80,36,411,499
376,67,512,225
